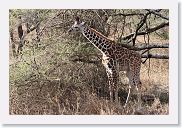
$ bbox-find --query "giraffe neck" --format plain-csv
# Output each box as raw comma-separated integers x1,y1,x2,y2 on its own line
81,26,112,55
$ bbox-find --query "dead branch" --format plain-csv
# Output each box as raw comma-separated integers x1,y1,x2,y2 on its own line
121,22,169,41
131,12,151,45
138,43,168,50
120,43,168,51
112,9,162,17
113,12,144,17
142,54,168,59
145,9,169,20
133,43,168,50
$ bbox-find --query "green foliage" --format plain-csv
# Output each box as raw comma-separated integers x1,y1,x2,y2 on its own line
9,61,31,85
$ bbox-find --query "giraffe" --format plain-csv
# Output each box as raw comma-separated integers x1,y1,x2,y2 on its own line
68,17,142,108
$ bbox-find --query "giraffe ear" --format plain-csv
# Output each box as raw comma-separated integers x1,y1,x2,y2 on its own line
75,16,80,23
81,22,86,25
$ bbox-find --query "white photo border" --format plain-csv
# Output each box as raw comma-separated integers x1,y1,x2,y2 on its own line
0,0,178,124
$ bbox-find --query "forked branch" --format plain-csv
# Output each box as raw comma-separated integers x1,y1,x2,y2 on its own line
120,22,169,41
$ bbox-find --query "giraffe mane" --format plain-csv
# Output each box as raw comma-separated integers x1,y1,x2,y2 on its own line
89,27,115,43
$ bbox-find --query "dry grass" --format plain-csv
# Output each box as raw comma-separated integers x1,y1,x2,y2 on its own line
9,37,169,115
10,77,168,115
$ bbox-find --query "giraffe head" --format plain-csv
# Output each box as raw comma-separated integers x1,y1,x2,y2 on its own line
68,17,86,33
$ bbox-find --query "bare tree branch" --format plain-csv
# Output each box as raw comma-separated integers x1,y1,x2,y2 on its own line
113,12,144,17
145,9,169,20
135,43,168,50
120,22,169,41
112,9,162,17
142,54,169,59
119,43,169,51
131,12,151,45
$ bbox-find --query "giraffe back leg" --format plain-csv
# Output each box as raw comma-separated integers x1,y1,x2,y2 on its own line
124,84,131,107
124,70,134,107
133,63,142,110
136,81,142,110
126,62,142,109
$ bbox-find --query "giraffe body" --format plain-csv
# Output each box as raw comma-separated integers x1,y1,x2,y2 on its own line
68,17,142,108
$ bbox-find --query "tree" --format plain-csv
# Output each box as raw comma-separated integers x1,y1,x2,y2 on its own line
9,9,169,115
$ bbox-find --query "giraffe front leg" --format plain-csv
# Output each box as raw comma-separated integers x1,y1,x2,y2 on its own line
107,71,114,102
103,58,119,104
106,69,118,104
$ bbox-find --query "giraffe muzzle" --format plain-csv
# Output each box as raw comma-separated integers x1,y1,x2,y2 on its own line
67,28,73,33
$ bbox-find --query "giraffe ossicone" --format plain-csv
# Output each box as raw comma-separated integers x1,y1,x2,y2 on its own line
68,17,142,108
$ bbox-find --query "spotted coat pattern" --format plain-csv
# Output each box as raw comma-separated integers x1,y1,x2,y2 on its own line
68,19,142,106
